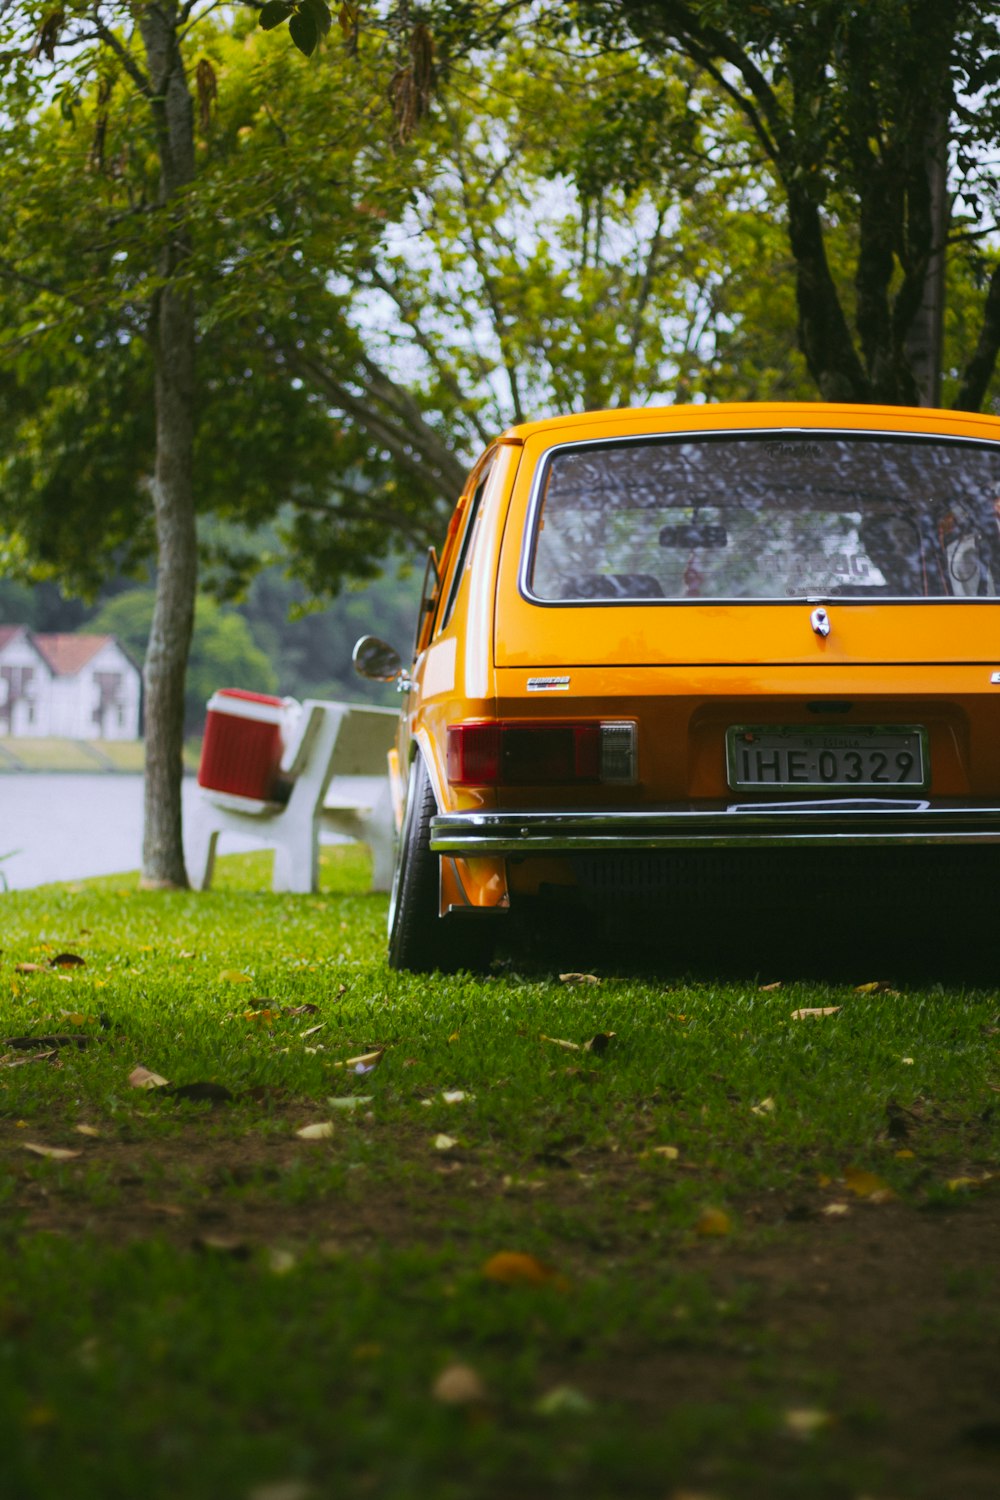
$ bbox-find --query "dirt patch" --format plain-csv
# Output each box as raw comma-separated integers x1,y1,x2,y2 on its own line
7,1124,1000,1498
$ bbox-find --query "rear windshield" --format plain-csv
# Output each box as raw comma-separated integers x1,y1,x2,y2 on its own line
527,433,1000,601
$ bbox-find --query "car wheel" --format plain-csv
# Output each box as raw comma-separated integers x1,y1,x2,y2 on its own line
387,755,492,973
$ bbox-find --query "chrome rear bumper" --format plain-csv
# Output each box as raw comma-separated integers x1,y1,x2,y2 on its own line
430,799,1000,852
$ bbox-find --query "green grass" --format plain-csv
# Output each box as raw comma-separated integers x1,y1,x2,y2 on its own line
2,849,999,1499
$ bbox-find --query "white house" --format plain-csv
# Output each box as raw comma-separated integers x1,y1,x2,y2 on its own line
0,625,48,736
0,627,141,740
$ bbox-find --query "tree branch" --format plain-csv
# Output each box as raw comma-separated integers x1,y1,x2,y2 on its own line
281,346,468,500
364,264,495,447
89,9,152,98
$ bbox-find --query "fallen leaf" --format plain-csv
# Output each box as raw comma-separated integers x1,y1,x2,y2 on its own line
842,1166,896,1201
432,1362,487,1405
218,969,252,983
651,1145,680,1160
267,1248,297,1275
784,1408,832,1437
1,1049,58,1067
790,1006,841,1020
74,1124,101,1138
447,1030,461,1042
900,1056,915,1065
128,1065,169,1090
534,1384,595,1416
332,1047,385,1070
14,963,46,974
584,1031,616,1055
558,972,601,985
246,1481,317,1500
894,1148,916,1160
327,1095,373,1110
441,1090,469,1104
296,1122,334,1140
433,1133,459,1151
759,980,783,991
351,1343,382,1361
192,1235,251,1258
244,1008,277,1024
540,1033,581,1052
946,1174,995,1192
821,1201,850,1217
300,1023,326,1039
694,1207,731,1237
751,1097,776,1116
50,953,85,968
5,1034,90,1050
22,1142,81,1161
481,1250,568,1288
283,1003,320,1016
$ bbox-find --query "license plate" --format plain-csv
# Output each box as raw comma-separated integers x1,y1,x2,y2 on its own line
726,725,928,790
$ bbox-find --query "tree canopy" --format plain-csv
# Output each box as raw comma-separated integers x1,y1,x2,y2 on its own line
574,0,1000,409
6,0,1000,882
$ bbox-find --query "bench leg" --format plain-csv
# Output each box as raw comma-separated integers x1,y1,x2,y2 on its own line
272,816,320,895
366,785,396,894
186,812,220,892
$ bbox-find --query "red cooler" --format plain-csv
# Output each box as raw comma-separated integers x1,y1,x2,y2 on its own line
198,689,291,800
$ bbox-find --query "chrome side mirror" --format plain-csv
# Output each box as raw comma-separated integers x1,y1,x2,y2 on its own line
352,635,404,683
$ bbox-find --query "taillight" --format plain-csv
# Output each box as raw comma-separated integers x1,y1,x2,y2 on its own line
447,721,636,786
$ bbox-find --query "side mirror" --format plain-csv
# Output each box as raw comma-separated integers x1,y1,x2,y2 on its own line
352,635,404,683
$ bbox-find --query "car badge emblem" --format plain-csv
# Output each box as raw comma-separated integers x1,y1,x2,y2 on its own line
810,606,831,638
527,676,571,692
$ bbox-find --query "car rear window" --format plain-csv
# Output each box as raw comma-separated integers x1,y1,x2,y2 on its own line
527,433,1000,601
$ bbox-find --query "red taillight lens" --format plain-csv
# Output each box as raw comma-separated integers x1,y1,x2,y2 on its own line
447,721,502,784
447,721,634,786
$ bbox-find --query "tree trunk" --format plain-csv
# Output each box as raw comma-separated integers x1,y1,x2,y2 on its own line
137,2,198,888
903,111,948,408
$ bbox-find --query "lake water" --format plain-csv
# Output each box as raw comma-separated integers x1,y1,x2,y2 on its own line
0,774,208,890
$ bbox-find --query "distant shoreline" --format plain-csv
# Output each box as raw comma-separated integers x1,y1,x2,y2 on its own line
0,738,200,774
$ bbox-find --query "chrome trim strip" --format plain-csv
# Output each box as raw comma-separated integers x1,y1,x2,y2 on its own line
430,803,1000,852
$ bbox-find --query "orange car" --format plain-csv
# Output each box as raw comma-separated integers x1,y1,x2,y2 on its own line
354,402,1000,971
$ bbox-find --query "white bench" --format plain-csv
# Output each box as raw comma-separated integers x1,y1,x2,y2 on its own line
186,699,398,894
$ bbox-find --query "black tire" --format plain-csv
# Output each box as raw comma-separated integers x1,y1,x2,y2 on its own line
387,756,493,973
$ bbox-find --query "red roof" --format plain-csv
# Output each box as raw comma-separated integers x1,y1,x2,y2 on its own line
33,633,115,677
0,625,23,650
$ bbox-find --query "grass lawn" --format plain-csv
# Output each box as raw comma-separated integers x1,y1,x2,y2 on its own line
2,848,999,1500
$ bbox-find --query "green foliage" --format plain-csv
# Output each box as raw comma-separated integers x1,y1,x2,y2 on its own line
355,21,816,438
0,5,424,598
578,0,1000,407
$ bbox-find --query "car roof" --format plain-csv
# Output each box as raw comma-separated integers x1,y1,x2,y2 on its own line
497,400,1000,445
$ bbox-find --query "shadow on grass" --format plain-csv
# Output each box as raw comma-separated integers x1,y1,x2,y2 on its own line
507,844,998,987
